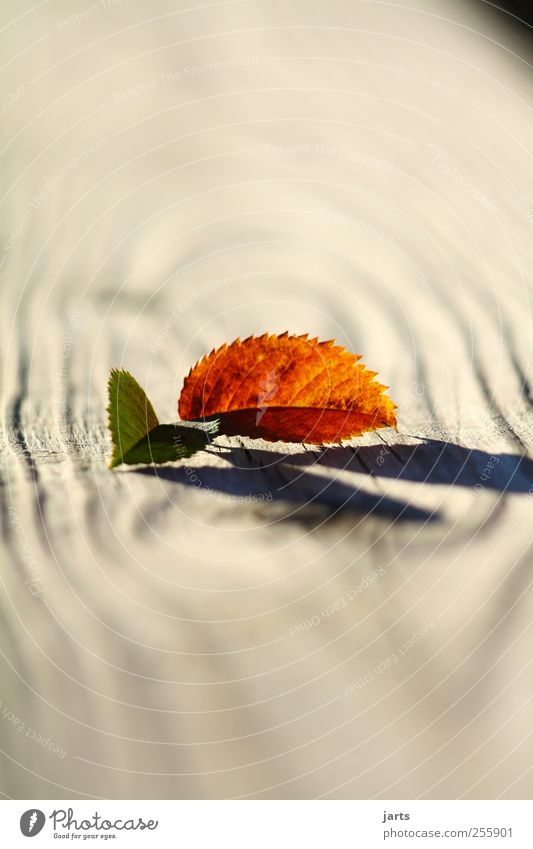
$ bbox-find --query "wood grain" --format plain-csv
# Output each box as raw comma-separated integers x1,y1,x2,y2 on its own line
0,0,532,799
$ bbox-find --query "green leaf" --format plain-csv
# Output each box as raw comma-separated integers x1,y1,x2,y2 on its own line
107,368,219,468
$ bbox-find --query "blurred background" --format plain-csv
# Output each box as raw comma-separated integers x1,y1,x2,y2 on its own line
0,0,532,799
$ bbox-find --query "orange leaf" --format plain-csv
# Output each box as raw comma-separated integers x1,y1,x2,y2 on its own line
178,332,397,444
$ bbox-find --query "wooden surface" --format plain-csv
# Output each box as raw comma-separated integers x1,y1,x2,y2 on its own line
1,0,532,799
